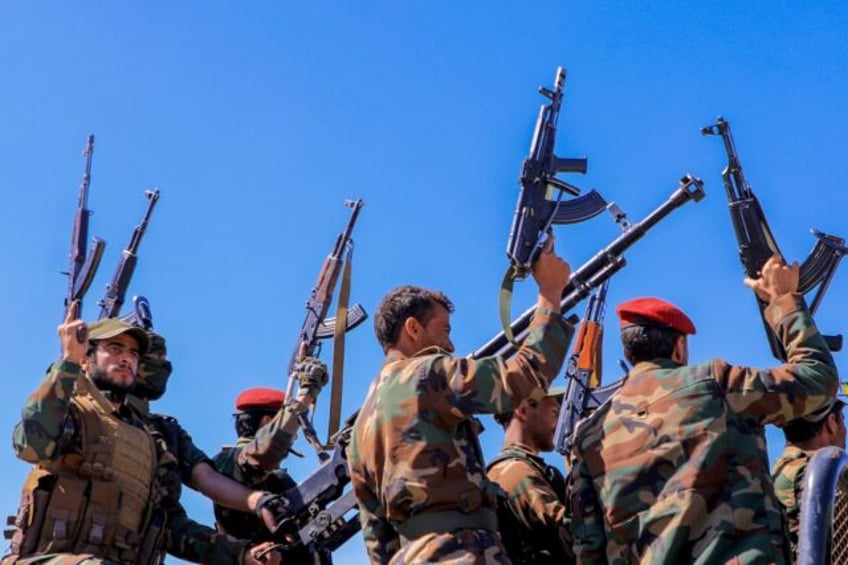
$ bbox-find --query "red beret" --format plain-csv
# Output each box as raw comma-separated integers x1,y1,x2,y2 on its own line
616,297,696,335
235,387,286,412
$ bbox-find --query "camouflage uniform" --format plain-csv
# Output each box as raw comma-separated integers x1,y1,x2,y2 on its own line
569,294,838,564
486,442,574,564
6,359,165,565
212,391,326,563
348,307,572,564
214,414,322,563
131,397,255,565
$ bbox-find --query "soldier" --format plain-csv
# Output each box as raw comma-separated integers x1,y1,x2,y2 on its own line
4,307,277,565
348,236,573,564
487,387,575,564
568,255,839,564
772,397,847,554
211,362,329,562
128,330,283,564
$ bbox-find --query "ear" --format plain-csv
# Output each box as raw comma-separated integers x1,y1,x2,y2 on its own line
79,353,90,372
403,317,420,342
671,335,688,364
825,412,839,435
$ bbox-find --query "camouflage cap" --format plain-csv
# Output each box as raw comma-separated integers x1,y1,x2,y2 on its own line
802,397,846,423
616,297,696,335
87,318,150,356
235,387,286,412
494,386,565,426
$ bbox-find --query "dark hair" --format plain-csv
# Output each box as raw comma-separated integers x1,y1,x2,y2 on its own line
783,403,844,444
234,410,276,439
495,411,513,428
620,324,682,363
374,285,454,351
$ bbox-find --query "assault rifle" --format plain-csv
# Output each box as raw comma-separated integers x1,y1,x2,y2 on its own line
481,175,705,359
286,199,368,460
64,134,105,317
552,281,622,459
98,190,160,319
701,117,845,361
501,67,611,343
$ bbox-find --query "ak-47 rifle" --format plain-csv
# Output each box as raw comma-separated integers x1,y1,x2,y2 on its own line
553,281,622,459
263,177,707,557
501,67,614,344
64,134,105,317
286,199,368,460
702,117,845,360
98,190,160,319
481,174,705,359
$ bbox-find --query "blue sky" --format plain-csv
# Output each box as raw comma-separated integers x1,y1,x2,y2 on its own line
1,3,846,563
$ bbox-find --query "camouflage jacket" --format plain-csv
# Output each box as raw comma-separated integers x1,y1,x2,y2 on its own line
212,436,297,540
487,442,575,564
347,307,572,564
569,294,838,565
213,434,324,563
214,398,306,486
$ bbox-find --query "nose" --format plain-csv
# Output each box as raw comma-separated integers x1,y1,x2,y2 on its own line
444,339,456,354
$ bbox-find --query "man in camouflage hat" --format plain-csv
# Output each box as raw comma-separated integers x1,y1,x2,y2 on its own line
772,397,847,555
126,329,285,564
568,256,839,564
212,362,329,562
348,237,573,564
487,387,575,564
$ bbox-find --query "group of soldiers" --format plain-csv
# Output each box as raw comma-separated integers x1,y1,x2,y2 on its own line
3,223,842,565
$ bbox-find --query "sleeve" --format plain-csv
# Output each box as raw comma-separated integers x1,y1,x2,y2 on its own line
163,500,247,565
433,307,572,424
568,454,608,564
714,293,838,425
171,419,214,486
236,401,307,481
349,461,400,564
13,360,81,462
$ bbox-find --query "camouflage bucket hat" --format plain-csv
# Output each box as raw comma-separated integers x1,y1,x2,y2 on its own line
87,318,150,356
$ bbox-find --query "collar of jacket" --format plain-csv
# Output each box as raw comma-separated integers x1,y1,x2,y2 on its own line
629,358,683,378
382,346,451,366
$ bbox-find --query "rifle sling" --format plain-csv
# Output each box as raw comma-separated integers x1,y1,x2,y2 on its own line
499,268,521,350
328,257,352,441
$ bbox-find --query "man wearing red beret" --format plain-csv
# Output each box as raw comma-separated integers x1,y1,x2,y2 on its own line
568,256,838,564
212,359,329,561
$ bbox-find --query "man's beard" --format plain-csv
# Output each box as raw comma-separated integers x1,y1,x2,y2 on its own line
89,365,134,398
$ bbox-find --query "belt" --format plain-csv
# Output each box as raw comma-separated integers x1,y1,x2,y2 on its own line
395,507,498,547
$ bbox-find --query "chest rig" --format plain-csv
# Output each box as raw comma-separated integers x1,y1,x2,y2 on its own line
6,375,163,564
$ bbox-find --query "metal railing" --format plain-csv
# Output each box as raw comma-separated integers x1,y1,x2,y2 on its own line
797,446,848,565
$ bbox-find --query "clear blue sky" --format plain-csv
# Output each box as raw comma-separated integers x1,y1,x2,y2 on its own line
2,3,846,564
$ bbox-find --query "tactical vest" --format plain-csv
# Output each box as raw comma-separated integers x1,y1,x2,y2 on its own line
6,376,164,564
487,447,571,565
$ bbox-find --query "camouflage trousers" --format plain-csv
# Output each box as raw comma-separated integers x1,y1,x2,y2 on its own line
392,528,511,564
